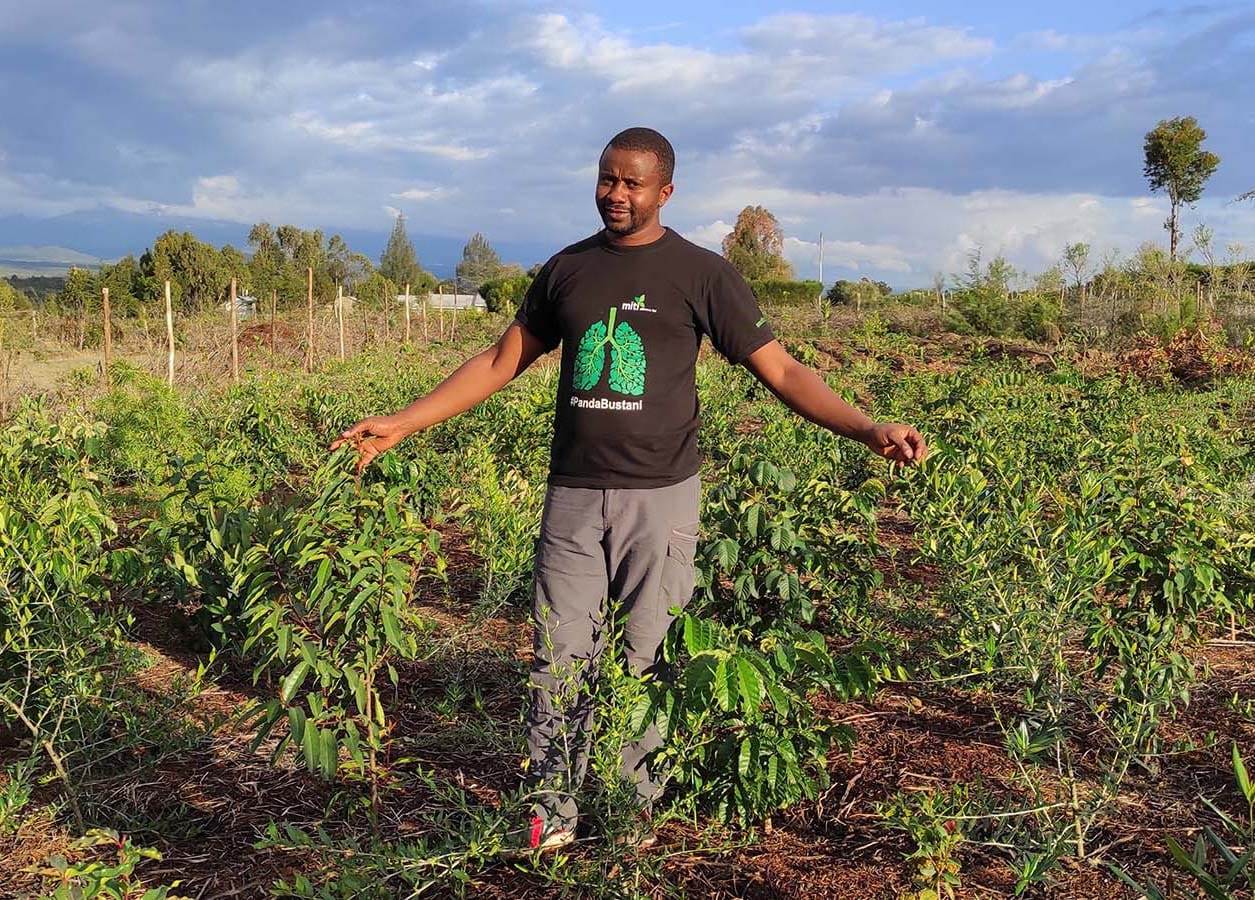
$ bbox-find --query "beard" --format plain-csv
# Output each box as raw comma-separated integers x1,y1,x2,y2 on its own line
599,201,643,235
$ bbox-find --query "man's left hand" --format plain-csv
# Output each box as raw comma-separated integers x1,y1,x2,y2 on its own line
863,423,928,464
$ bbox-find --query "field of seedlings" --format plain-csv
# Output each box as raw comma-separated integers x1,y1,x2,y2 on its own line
2,308,1254,899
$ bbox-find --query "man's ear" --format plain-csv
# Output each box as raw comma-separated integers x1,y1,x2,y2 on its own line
658,183,675,209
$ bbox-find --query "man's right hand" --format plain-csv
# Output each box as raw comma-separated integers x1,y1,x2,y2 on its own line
330,415,410,473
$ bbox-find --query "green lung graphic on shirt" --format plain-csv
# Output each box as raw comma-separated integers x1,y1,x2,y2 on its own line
573,306,646,396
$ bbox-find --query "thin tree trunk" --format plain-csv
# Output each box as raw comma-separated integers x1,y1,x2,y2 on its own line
270,290,277,354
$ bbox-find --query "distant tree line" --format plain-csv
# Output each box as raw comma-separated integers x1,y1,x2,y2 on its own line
27,216,535,327
8,109,1252,348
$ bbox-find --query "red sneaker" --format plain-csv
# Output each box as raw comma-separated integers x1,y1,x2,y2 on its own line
500,815,576,858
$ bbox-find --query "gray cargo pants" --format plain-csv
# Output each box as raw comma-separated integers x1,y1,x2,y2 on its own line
524,474,700,829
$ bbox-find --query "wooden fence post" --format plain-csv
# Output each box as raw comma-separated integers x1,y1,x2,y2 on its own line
270,290,277,354
101,286,111,383
229,278,239,383
305,267,314,372
336,284,345,361
439,286,445,341
404,282,411,344
164,280,175,387
421,287,428,343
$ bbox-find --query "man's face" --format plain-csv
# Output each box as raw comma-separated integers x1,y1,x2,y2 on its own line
595,147,673,236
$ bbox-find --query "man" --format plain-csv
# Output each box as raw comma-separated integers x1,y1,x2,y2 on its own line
332,127,926,854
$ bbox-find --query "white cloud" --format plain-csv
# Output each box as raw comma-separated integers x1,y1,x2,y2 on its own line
392,186,452,202
0,2,1252,285
684,220,733,250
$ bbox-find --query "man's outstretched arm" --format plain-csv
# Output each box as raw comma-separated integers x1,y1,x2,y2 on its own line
743,339,927,464
330,321,553,471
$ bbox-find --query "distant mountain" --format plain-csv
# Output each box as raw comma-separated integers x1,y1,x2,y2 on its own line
0,208,555,278
0,245,107,265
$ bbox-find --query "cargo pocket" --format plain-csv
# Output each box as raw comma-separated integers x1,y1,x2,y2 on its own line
660,525,699,613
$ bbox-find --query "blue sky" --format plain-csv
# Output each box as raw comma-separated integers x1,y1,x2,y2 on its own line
0,0,1252,285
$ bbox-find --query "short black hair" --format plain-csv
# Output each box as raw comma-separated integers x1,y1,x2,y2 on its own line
604,127,675,185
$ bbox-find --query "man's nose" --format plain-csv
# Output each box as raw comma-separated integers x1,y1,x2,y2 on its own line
607,181,628,202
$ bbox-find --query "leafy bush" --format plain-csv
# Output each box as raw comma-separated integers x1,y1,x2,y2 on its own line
245,459,446,794
93,363,195,486
450,441,543,610
0,401,136,828
479,274,532,314
642,453,883,823
694,453,881,631
748,279,822,307
151,451,448,790
638,613,871,823
34,828,188,900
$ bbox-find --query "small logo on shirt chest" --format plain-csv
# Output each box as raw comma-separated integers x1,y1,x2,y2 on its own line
620,293,658,314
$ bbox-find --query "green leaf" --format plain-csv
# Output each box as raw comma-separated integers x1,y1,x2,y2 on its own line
312,556,332,600
381,605,404,650
344,667,368,715
737,656,764,714
713,657,739,712
738,738,754,779
280,661,310,704
303,724,320,772
320,729,338,780
628,692,655,738
1234,743,1252,805
746,504,761,539
287,706,306,745
684,616,714,654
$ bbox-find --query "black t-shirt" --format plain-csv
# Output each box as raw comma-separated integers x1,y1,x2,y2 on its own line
515,227,775,489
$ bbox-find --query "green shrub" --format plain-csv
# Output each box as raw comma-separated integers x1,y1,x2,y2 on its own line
151,450,448,793
0,401,135,828
93,363,194,486
479,274,532,314
639,613,873,823
748,279,823,307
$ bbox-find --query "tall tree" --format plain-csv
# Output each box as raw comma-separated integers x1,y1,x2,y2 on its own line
0,279,22,313
721,206,793,280
1143,116,1220,260
97,256,141,315
326,234,352,288
248,222,284,302
1061,242,1091,319
346,253,374,291
380,213,422,288
140,231,229,312
455,232,503,290
220,245,250,295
